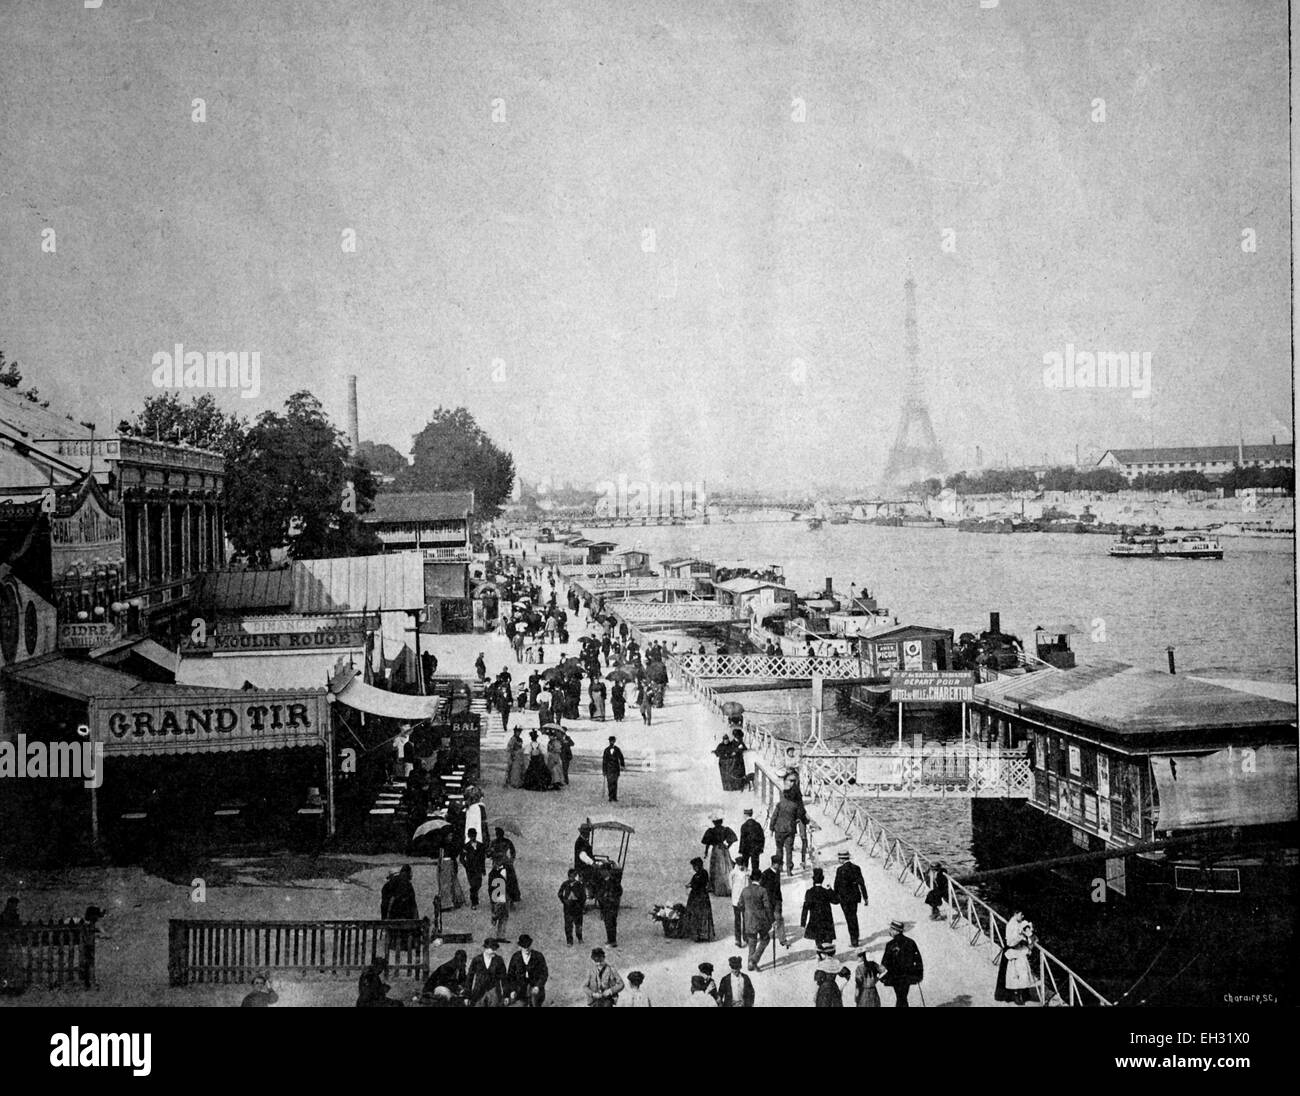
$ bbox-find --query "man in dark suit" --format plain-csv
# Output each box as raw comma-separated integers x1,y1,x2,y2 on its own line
461,829,487,910
738,808,765,874
717,955,755,1007
760,854,788,949
881,920,924,1007
832,850,869,948
602,736,627,802
739,872,775,970
466,938,508,1007
506,934,549,1007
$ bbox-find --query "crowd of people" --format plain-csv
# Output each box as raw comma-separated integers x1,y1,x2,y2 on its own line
357,556,1039,1007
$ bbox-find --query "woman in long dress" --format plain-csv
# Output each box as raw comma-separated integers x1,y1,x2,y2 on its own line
996,911,1039,1004
683,858,715,943
854,957,882,1007
437,847,466,910
546,733,565,789
504,730,526,788
713,736,737,792
701,818,737,897
522,732,553,791
610,681,626,722
729,729,751,790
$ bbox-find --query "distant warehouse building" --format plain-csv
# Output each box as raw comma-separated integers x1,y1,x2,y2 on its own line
1096,443,1293,480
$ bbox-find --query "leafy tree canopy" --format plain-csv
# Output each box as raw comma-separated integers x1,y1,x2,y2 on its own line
399,407,515,518
120,392,248,457
225,391,379,566
357,439,408,477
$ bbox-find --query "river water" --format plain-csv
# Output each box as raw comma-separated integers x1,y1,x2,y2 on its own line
588,522,1297,681
582,522,1298,1003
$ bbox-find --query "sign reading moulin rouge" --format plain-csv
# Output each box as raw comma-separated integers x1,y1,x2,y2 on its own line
890,671,975,702
89,690,330,756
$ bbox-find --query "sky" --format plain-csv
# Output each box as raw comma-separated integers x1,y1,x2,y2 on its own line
1,0,1292,492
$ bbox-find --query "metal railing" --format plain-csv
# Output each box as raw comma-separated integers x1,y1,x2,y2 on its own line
672,656,1108,1006
611,601,743,622
167,917,433,986
676,653,865,679
812,791,1110,1006
0,922,95,989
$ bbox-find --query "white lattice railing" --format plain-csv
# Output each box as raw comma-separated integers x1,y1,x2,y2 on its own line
580,576,697,593
674,653,864,679
610,602,743,622
797,746,1032,799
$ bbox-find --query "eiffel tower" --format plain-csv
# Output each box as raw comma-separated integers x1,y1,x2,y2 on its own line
881,275,946,491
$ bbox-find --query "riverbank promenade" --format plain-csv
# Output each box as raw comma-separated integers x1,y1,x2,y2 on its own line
2,619,1018,1007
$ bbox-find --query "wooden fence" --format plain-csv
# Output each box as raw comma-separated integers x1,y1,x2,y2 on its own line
167,918,432,986
0,922,94,988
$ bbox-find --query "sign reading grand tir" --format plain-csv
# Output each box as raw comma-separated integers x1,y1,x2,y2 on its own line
890,671,975,702
89,689,329,756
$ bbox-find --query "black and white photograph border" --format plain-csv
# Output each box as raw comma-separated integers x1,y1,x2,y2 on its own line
0,0,1295,1058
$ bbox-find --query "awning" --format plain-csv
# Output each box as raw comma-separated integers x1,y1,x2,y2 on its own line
1152,745,1298,830
332,673,443,722
93,638,179,676
176,649,362,690
3,653,148,704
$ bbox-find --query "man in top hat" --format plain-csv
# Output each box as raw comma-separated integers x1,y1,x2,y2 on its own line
602,736,626,802
760,854,789,949
737,807,765,875
880,920,924,1007
717,955,755,1007
832,850,869,948
466,938,508,1008
506,934,549,1007
800,867,839,949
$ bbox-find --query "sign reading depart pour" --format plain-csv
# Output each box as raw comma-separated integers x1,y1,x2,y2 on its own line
890,671,975,702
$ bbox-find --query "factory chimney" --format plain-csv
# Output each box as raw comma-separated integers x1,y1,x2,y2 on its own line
346,375,360,453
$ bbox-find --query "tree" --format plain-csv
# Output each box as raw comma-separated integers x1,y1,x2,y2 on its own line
225,391,380,566
120,392,248,457
400,407,516,517
357,440,408,477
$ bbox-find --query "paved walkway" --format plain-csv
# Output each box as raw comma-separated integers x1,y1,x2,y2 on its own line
0,590,1010,1007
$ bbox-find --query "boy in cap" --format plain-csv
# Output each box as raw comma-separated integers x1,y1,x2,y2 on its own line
583,947,624,1007
717,955,755,1007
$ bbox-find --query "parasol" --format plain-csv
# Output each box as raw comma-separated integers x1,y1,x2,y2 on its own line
605,668,636,683
540,666,567,683
539,722,565,734
492,818,524,837
720,701,745,719
411,818,453,840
